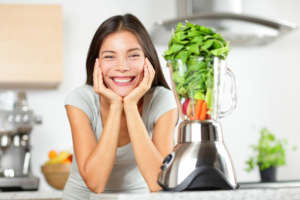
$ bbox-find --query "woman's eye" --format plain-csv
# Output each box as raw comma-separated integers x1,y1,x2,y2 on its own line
104,55,114,59
130,54,140,58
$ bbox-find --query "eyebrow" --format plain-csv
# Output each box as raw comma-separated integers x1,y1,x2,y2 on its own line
101,48,142,55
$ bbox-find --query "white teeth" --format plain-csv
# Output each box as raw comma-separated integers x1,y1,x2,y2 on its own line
113,78,133,83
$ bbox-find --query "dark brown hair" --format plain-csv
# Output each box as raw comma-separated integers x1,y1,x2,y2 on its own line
85,13,170,90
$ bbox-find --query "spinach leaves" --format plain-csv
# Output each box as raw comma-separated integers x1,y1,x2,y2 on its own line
163,21,231,109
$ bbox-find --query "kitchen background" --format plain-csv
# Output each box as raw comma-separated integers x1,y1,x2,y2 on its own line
0,0,299,191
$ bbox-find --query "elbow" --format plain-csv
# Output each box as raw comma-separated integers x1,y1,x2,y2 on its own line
85,180,105,193
81,173,105,193
90,187,105,194
149,184,162,192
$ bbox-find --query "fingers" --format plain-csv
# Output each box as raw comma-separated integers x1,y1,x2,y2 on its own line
145,58,155,87
93,58,99,92
143,64,149,86
97,59,104,89
93,58,105,94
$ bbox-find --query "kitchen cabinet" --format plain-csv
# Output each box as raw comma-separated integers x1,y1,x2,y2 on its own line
0,4,63,88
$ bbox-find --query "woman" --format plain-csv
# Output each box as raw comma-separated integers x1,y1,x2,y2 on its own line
63,14,178,199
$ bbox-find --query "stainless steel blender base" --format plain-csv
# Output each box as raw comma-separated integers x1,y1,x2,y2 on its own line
157,120,239,191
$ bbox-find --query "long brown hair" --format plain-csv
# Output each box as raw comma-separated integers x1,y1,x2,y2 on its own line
85,13,170,90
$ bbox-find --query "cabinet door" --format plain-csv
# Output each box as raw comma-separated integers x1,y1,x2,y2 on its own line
0,4,63,88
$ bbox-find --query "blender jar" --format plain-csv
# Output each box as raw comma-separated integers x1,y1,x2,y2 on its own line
168,57,237,121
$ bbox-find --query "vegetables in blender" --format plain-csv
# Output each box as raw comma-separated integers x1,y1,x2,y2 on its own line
163,21,230,120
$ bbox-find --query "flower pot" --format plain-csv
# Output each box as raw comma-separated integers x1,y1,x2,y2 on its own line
260,166,276,182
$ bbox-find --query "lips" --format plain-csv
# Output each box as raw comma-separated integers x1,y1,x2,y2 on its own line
109,76,136,86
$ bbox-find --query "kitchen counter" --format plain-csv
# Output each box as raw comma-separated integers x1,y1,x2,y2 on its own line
0,191,63,200
1,183,300,200
91,187,300,200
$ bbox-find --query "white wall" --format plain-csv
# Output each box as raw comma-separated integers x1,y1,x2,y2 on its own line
0,0,299,191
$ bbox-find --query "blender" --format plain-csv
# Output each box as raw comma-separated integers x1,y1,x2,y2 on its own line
157,57,239,191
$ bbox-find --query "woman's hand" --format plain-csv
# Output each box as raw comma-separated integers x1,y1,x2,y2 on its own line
123,58,155,107
93,58,123,106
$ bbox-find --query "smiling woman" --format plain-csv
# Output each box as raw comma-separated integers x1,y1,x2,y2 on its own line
63,14,178,200
99,31,145,97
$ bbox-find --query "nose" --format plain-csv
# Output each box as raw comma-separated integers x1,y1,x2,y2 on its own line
114,58,130,72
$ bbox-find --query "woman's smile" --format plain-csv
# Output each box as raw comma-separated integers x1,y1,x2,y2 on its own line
111,76,136,86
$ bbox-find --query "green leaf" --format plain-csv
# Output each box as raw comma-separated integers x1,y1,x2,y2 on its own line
176,22,183,31
175,31,187,41
189,44,200,55
200,26,206,32
203,35,213,40
187,61,207,72
171,37,189,45
163,49,173,56
190,36,203,44
163,54,173,61
171,43,185,53
213,40,223,49
175,50,188,64
207,27,216,34
186,21,194,27
172,71,185,84
202,39,214,49
210,47,228,56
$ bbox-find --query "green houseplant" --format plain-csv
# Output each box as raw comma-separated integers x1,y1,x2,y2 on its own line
245,127,287,182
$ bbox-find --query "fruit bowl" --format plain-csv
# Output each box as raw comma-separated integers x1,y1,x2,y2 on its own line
41,164,71,190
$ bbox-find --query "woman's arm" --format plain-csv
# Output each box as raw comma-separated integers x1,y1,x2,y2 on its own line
66,103,122,193
123,58,177,191
67,58,123,193
124,104,178,192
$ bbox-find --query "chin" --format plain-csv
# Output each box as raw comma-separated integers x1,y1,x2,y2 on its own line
115,89,132,97
105,76,142,97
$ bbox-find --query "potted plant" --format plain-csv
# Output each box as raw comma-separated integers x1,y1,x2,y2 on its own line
245,127,287,182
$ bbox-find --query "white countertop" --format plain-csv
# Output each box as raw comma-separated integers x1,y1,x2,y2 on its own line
0,191,63,200
90,187,300,200
1,187,300,200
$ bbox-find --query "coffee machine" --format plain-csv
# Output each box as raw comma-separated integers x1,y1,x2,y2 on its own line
158,57,239,191
0,92,41,191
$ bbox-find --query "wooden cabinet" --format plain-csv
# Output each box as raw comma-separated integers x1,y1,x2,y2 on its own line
0,4,63,88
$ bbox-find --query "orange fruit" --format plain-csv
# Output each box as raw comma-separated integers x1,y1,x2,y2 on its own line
48,150,57,159
62,158,72,164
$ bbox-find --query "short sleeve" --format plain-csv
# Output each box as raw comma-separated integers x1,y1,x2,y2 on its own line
64,86,95,122
152,87,178,124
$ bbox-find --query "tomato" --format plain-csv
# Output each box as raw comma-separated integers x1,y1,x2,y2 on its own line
68,154,73,162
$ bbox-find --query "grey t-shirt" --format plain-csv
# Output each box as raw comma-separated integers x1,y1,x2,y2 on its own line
62,84,178,200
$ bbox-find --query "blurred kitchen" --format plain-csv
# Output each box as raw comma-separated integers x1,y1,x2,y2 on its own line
0,0,300,192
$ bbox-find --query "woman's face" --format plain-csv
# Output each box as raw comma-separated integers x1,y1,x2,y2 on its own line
98,31,145,97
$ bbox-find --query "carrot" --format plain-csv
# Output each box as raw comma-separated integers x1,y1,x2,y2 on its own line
200,101,207,121
190,116,196,120
191,100,203,120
